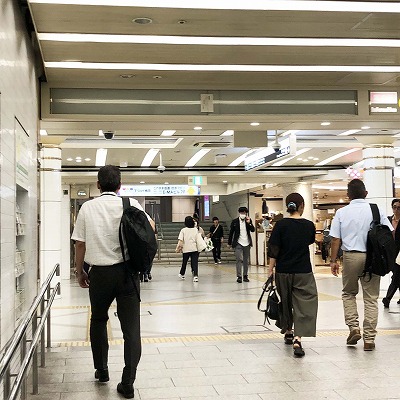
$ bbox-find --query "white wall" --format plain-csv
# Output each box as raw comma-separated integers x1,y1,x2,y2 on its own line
0,0,39,346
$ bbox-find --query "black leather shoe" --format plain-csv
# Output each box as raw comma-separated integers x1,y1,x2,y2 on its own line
237,276,242,283
94,368,109,382
397,299,400,305
143,274,149,282
382,298,390,308
243,275,249,282
147,273,152,281
117,383,134,399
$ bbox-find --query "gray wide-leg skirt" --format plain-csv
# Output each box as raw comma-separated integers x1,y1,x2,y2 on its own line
275,272,318,337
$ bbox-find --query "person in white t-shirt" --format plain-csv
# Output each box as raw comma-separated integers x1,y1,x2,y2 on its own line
176,216,201,282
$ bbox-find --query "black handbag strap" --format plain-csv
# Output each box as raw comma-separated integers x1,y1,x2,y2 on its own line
257,275,273,313
118,197,130,263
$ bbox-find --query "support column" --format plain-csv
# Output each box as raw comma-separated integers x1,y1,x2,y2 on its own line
362,145,395,215
40,146,62,288
281,182,315,268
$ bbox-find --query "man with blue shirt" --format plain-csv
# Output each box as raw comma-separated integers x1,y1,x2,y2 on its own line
329,179,393,351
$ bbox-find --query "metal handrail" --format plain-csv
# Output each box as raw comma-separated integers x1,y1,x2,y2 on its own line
0,263,60,399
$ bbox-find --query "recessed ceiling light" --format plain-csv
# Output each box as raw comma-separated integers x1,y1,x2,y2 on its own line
164,181,169,184
132,17,152,25
161,130,176,136
250,122,260,126
66,158,73,161
120,74,135,79
361,126,370,130
297,158,303,161
76,159,82,163
84,158,91,161
194,126,202,130
321,122,331,126
222,180,228,183
75,156,82,160
152,75,162,79
140,181,145,184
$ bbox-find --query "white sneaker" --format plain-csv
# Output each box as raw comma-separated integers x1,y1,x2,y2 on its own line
218,260,222,264
178,274,185,280
193,276,199,282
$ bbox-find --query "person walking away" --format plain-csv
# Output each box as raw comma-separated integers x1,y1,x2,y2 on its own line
382,198,400,307
71,165,155,399
329,179,392,351
176,216,200,282
208,216,224,264
228,207,255,283
267,193,318,357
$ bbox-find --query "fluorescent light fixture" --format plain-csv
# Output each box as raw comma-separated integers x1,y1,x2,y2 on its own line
40,129,48,135
338,129,362,136
321,122,331,126
250,122,260,126
229,149,257,167
281,130,299,137
45,62,400,73
75,156,82,160
84,158,91,161
95,148,107,166
164,181,169,184
66,158,73,161
141,148,159,167
194,126,202,130
315,149,359,166
98,129,104,136
271,148,311,167
29,1,400,13
185,149,210,167
361,126,370,130
221,130,234,136
39,33,400,48
161,130,176,136
140,181,145,184
76,159,82,163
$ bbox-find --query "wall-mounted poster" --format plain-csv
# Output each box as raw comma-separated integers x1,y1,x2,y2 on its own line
15,118,30,189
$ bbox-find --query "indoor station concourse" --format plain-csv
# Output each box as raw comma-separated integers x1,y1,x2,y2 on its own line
2,1,400,399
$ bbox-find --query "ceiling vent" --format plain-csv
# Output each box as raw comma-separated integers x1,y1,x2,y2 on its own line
193,142,231,148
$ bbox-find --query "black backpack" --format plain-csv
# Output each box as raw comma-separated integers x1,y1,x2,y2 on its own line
119,197,158,275
362,203,396,280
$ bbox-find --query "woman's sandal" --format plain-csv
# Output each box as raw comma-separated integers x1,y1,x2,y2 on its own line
293,339,305,357
284,333,294,345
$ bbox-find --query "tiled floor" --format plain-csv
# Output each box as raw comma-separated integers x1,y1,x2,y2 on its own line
29,261,400,400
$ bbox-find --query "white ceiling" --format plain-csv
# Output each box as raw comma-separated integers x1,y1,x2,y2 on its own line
26,0,400,200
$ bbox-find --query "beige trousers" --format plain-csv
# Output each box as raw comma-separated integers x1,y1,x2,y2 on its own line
342,251,380,343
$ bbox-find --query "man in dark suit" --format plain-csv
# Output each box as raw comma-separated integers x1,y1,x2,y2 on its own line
382,198,400,308
228,206,255,283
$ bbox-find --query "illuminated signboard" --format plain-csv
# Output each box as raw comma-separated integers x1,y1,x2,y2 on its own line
244,135,296,171
369,91,398,114
120,185,200,196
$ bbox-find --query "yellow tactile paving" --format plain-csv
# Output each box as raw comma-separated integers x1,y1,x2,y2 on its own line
54,328,400,347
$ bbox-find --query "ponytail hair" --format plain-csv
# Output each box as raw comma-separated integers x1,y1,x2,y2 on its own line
285,192,304,215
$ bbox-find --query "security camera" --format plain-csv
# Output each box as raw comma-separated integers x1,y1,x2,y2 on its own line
103,131,114,140
157,165,166,173
271,140,281,153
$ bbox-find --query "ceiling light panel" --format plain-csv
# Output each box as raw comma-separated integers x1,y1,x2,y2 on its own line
28,1,400,13
141,149,160,167
44,62,400,73
229,149,258,167
95,148,107,166
315,149,360,166
38,33,400,48
185,149,211,167
161,130,176,136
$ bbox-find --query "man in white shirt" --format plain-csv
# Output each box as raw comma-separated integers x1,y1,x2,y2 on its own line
329,179,392,351
228,206,255,283
71,165,154,399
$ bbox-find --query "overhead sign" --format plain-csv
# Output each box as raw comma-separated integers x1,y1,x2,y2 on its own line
188,176,207,185
244,135,296,171
120,185,200,196
369,91,398,114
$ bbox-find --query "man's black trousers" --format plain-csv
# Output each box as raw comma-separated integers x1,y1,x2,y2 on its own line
88,264,141,385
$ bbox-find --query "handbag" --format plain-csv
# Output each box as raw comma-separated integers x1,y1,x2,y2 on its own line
204,237,214,252
196,232,207,252
257,274,281,325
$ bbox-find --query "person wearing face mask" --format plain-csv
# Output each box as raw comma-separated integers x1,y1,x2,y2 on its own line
228,206,255,283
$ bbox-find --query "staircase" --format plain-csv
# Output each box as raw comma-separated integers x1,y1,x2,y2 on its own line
153,221,236,265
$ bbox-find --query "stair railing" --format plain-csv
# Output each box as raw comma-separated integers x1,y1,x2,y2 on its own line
0,263,60,400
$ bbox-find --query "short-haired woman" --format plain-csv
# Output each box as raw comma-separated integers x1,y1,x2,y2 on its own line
267,193,318,357
176,216,200,282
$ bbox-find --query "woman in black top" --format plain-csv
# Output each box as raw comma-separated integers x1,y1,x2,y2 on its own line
267,193,318,357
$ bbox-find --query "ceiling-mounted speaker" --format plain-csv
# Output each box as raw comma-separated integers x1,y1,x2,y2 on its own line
234,131,267,148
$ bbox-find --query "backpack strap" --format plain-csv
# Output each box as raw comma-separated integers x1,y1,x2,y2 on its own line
370,203,380,225
119,197,131,262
